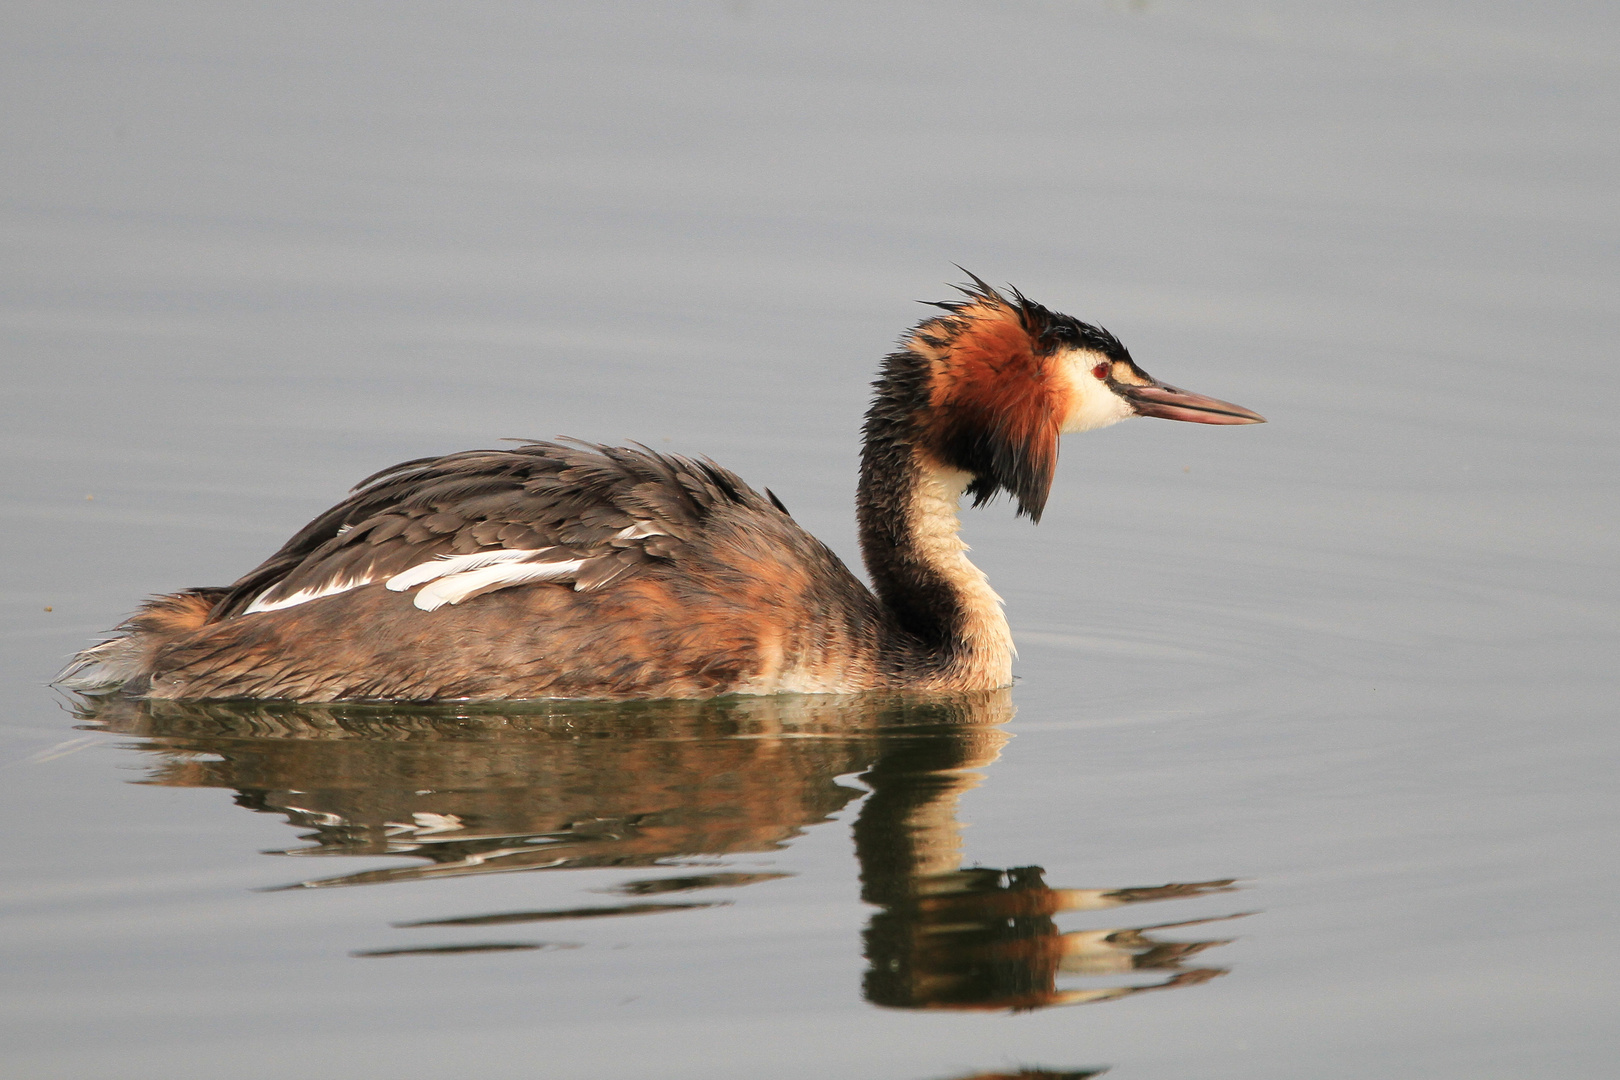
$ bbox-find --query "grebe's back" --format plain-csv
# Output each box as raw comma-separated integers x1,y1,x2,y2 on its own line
70,441,890,701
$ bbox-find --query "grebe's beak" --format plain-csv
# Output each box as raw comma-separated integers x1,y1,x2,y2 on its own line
1117,378,1266,425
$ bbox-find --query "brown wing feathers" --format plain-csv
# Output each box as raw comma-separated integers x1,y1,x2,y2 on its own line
211,441,774,621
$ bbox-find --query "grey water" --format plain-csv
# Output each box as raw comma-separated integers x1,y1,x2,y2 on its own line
2,2,1617,1077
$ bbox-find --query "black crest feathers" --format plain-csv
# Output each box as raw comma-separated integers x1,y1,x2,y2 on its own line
883,274,1126,522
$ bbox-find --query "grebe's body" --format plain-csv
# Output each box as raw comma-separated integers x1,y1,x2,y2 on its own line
67,279,1262,702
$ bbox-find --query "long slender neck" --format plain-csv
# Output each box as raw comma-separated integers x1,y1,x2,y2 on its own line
857,373,1014,690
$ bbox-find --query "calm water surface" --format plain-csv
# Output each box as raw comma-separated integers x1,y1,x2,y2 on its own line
3,3,1616,1077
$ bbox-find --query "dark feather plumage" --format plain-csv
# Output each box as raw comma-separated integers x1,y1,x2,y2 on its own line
65,439,893,701
211,440,779,620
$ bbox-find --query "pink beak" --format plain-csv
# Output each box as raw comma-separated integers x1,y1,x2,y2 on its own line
1118,380,1266,425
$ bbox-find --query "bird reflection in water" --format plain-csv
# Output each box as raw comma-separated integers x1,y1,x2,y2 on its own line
856,729,1243,1012
78,688,1247,1015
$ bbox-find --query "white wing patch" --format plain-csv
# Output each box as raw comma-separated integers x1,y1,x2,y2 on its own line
408,559,585,611
244,516,665,617
244,578,375,615
383,548,588,611
384,548,551,592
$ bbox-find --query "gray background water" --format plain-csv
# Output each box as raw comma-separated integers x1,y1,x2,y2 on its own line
3,2,1616,1077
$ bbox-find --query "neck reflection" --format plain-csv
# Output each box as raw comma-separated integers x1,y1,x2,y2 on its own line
80,689,1247,1013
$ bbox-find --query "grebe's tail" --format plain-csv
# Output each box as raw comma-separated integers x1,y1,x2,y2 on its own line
59,588,226,693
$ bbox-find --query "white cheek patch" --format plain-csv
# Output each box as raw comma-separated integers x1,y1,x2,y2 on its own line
1059,352,1136,434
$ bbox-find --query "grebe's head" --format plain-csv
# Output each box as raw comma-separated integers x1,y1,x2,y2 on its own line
899,273,1264,521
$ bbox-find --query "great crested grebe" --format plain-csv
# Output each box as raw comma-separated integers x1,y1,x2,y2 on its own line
65,277,1263,702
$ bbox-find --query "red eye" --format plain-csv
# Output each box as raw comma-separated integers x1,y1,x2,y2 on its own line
1091,362,1110,380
